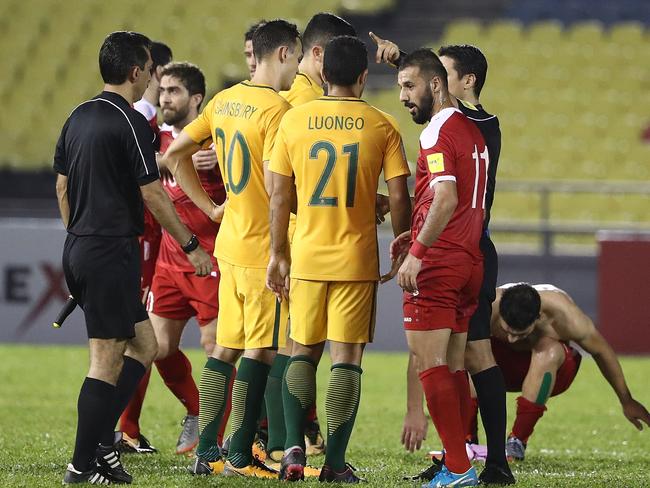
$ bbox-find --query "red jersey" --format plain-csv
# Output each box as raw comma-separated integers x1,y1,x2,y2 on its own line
412,107,488,261
157,128,226,272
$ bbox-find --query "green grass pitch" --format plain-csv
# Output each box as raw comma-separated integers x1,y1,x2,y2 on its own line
1,344,649,487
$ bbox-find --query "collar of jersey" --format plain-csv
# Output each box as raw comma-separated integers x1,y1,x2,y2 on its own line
319,95,366,103
297,72,320,87
99,90,130,107
239,80,276,91
431,106,461,121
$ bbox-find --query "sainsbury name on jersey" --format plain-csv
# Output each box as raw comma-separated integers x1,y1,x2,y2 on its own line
308,115,365,131
214,100,258,120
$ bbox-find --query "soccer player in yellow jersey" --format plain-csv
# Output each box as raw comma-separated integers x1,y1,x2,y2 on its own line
162,20,301,478
267,36,412,482
265,12,357,462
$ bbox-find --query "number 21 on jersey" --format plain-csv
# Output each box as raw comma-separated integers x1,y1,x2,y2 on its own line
471,144,489,209
309,140,359,207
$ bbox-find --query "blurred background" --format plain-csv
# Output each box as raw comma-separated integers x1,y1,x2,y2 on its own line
1,0,648,353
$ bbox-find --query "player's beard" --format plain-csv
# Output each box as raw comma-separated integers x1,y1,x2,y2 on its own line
405,85,434,125
162,104,190,126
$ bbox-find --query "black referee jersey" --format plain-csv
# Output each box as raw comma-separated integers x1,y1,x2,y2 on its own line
53,91,160,237
457,99,501,230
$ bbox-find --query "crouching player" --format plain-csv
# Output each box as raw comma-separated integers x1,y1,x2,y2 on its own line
492,283,650,460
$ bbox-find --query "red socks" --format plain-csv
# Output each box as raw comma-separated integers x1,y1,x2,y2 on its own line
420,366,471,474
453,370,473,442
306,403,318,423
119,368,151,439
511,395,547,443
155,350,199,416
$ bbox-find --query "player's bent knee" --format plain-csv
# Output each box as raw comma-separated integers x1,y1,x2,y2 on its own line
532,340,564,369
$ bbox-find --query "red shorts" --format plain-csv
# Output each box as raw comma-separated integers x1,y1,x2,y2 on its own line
146,263,219,326
491,338,582,396
139,230,162,301
403,250,483,333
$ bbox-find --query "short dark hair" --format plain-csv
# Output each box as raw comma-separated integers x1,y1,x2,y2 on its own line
151,41,173,69
252,19,301,61
303,12,356,51
437,44,488,97
161,62,206,106
99,31,152,85
499,284,541,331
323,36,367,86
245,20,267,42
399,48,448,88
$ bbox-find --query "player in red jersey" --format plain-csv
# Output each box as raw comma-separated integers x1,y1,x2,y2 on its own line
134,41,173,138
134,41,173,308
119,62,227,455
488,283,650,461
388,49,488,488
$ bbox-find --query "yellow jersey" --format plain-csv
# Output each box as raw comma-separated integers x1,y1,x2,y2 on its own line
184,80,291,268
279,72,324,106
269,96,410,281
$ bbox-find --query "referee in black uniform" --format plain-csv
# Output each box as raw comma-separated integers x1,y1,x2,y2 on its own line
371,37,515,485
54,31,212,485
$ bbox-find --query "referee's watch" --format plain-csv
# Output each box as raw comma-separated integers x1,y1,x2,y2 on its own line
181,234,200,254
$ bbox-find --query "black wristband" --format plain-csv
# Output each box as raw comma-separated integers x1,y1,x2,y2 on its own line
181,234,199,254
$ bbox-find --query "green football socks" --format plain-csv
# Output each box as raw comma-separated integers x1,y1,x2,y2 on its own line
282,355,317,450
264,353,290,452
227,357,271,468
197,357,234,461
325,363,362,472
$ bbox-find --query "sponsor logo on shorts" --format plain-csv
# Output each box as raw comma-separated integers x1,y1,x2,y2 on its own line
403,317,412,323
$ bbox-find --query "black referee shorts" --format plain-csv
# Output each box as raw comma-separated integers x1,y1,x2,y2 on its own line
62,235,149,339
468,232,498,342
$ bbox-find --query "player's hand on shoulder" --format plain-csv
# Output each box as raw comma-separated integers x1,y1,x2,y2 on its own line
187,246,212,277
401,409,428,452
192,146,219,171
622,398,650,431
266,254,291,302
369,32,400,65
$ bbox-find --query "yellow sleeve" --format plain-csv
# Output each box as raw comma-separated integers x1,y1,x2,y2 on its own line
184,97,214,144
262,100,290,162
383,119,411,181
268,118,293,177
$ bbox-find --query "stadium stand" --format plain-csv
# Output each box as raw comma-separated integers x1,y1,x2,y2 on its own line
1,0,648,240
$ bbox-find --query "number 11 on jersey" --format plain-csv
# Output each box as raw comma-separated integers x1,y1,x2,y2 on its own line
471,144,489,209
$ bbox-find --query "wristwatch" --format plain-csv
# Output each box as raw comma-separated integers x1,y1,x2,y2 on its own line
181,234,199,254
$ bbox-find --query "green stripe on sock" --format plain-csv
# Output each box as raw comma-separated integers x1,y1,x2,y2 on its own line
227,357,271,468
535,372,553,405
197,357,234,460
264,354,290,452
325,363,362,472
282,355,317,450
